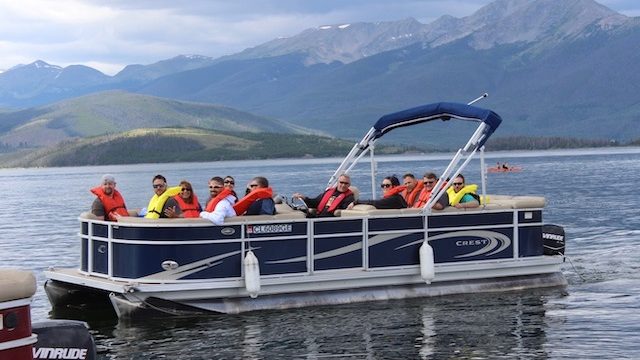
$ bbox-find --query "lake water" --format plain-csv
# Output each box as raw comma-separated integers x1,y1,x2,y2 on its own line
1,147,639,359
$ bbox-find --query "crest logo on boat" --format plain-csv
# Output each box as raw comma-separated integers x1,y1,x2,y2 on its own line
247,224,292,234
221,227,236,235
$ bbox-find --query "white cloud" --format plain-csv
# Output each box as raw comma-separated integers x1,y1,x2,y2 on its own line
0,0,636,75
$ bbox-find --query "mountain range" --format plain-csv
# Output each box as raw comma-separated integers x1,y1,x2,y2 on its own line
1,0,638,152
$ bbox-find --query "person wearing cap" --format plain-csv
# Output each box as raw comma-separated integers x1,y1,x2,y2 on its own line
90,174,134,221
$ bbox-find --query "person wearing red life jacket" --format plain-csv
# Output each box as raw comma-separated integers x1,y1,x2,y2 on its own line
200,176,236,225
223,175,239,201
401,173,424,207
348,175,407,209
292,174,355,217
90,174,134,221
168,180,201,218
413,172,449,210
233,176,276,216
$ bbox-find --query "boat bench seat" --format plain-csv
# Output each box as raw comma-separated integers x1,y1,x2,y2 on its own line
81,203,308,225
224,203,307,222
336,195,546,217
0,268,36,302
486,195,546,209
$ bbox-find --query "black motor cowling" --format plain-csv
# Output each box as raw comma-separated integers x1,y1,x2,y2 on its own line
542,224,565,256
32,320,96,360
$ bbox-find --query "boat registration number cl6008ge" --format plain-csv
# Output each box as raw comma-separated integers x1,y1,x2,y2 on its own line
247,224,293,234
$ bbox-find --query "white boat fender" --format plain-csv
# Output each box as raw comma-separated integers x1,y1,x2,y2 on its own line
419,242,435,284
243,250,261,298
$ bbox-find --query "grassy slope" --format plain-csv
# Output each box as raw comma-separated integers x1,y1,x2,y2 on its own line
0,127,372,168
0,91,320,148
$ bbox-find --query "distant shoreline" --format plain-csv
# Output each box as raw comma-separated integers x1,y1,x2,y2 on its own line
2,145,639,171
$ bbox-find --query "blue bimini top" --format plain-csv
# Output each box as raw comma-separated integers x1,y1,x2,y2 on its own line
372,102,502,148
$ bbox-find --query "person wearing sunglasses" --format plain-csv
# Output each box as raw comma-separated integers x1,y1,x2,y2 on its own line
167,180,201,218
145,174,182,219
446,174,480,209
348,175,407,209
292,174,355,217
413,172,449,210
233,176,276,216
200,176,236,225
223,176,238,200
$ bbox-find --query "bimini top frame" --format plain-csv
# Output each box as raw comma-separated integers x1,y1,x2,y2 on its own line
327,94,502,213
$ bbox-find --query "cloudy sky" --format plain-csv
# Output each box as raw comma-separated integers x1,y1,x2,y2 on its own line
0,0,637,75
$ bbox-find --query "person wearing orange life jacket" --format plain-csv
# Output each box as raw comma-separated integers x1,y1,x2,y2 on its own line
234,176,276,216
223,175,239,201
167,180,201,218
90,174,134,221
413,172,449,210
348,175,408,209
401,173,424,207
200,176,236,225
292,174,355,217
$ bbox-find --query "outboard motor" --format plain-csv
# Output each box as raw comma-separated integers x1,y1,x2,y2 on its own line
32,320,96,360
542,224,565,255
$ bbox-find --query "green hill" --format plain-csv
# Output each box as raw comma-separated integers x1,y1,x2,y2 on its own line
0,127,407,168
0,91,318,148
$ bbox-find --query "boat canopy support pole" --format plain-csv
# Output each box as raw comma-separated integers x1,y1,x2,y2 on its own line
480,146,488,207
422,122,489,213
369,145,376,199
327,128,376,188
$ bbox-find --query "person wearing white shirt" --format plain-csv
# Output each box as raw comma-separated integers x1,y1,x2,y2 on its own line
200,176,236,225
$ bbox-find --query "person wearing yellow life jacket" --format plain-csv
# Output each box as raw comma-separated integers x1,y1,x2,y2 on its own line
169,180,201,218
413,172,449,210
90,174,133,221
233,176,276,216
200,176,236,225
145,174,182,219
401,173,424,207
292,174,355,217
446,174,480,209
349,175,408,209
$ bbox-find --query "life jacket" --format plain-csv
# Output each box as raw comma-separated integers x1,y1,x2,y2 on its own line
233,187,273,216
317,188,353,214
402,181,424,206
90,186,129,221
172,194,201,218
384,186,406,198
413,187,432,208
145,186,181,219
205,188,234,212
446,184,479,206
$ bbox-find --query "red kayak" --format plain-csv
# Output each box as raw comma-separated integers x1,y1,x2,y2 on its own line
487,166,522,173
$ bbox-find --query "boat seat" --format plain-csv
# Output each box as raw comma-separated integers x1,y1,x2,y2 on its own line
484,195,546,209
0,268,36,302
337,195,546,217
511,196,545,208
79,211,101,220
